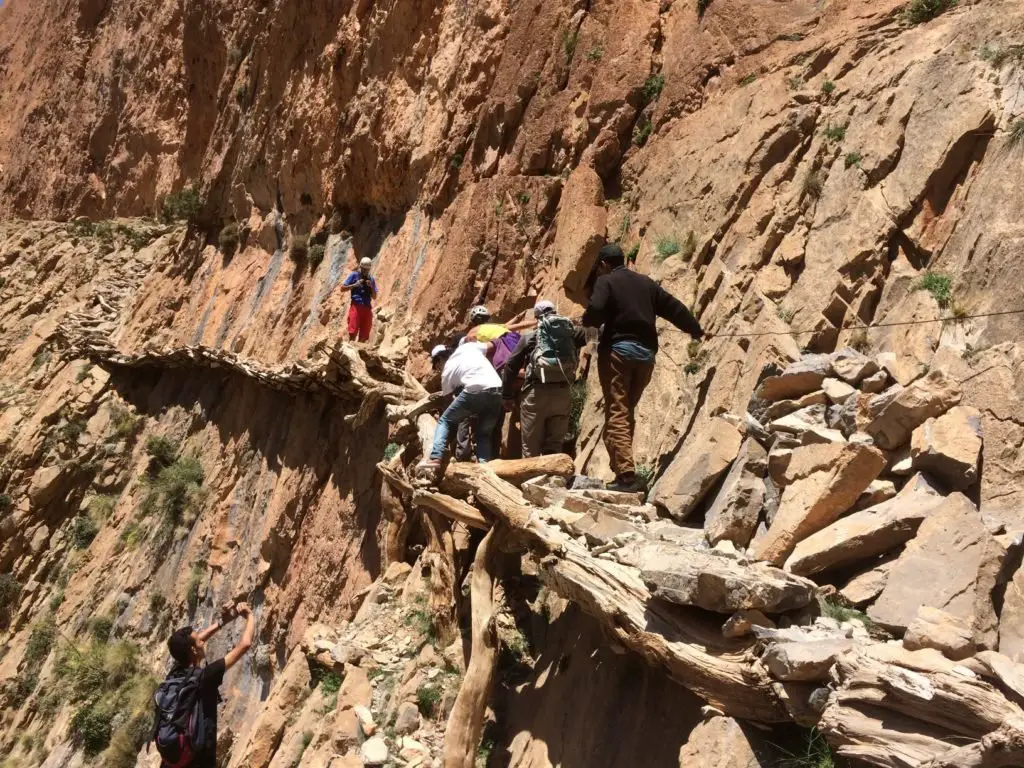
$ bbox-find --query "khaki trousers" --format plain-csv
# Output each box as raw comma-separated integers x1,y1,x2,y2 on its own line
520,383,572,458
597,351,654,477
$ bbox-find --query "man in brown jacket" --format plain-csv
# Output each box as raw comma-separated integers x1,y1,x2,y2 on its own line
581,244,704,491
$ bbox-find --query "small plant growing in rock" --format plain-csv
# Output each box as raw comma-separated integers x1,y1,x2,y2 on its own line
76,365,92,383
567,380,587,442
476,739,495,768
0,573,21,624
0,493,12,514
405,595,437,644
142,455,205,527
108,402,140,440
149,592,166,616
822,123,846,141
159,187,202,224
777,306,795,324
986,43,1024,70
739,73,757,87
145,435,179,469
684,339,709,374
634,464,655,491
186,563,204,613
587,45,603,61
218,223,240,256
654,235,681,262
625,242,640,264
633,118,653,147
308,243,326,271
1010,119,1024,148
642,73,665,104
563,28,579,62
88,495,117,522
383,442,401,461
450,152,464,170
820,598,872,627
289,234,309,262
787,75,804,90
26,616,57,664
844,151,862,168
915,271,953,308
821,79,836,95
775,727,840,768
903,0,956,25
71,515,100,549
503,627,531,662
89,616,114,643
416,682,442,718
802,171,824,200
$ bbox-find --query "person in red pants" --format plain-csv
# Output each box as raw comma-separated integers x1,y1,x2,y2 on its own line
341,257,378,342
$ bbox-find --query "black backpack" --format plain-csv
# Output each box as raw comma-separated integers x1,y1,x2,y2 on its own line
152,667,207,767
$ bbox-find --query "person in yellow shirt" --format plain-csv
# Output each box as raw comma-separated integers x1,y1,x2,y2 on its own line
464,306,509,342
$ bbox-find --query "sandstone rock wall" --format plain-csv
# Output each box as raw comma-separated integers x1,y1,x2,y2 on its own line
2,0,1024,765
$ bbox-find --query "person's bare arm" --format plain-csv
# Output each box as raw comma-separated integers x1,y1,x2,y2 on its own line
194,622,222,643
223,603,255,670
370,278,379,299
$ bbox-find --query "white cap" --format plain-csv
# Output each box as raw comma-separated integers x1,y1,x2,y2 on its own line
360,257,372,268
430,344,448,360
533,299,555,317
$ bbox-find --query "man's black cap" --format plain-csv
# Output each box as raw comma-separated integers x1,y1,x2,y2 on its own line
597,243,625,267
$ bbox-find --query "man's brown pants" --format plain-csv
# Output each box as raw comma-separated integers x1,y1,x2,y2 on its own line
598,351,654,478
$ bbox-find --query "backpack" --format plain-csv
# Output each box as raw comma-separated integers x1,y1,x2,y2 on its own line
530,315,578,384
490,331,522,372
152,668,207,767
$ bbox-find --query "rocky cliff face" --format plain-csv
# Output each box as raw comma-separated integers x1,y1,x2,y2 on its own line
1,0,1024,765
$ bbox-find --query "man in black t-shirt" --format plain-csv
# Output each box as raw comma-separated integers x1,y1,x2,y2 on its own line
165,602,255,767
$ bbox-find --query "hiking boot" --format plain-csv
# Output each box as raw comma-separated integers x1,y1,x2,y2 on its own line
606,474,645,494
414,458,441,481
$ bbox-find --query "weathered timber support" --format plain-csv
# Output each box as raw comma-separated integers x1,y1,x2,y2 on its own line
443,526,504,768
413,490,490,531
449,454,574,487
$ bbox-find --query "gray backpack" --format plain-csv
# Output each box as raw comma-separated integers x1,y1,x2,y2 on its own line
530,315,578,384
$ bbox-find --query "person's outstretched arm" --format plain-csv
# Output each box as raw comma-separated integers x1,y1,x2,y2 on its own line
502,334,532,399
223,603,255,670
654,285,703,339
339,272,356,292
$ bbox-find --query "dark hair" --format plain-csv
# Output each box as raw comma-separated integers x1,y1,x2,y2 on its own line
168,626,195,666
597,243,625,267
449,333,466,348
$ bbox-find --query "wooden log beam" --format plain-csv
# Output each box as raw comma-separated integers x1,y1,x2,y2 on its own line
413,490,490,531
443,526,503,768
440,463,788,722
449,454,574,488
920,721,1024,768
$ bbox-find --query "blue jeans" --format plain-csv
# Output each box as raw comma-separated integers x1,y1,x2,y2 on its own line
430,389,503,462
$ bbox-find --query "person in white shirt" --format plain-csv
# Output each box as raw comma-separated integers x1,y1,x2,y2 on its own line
420,341,504,468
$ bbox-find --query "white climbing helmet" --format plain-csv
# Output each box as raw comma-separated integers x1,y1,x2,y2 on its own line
359,257,372,268
469,305,491,323
430,344,449,361
533,299,556,318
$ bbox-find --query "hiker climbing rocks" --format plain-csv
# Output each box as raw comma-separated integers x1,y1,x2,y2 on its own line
502,300,586,457
154,602,255,767
341,257,378,342
419,341,504,470
458,306,523,460
582,243,704,492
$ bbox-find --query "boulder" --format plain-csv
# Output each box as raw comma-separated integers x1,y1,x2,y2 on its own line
761,638,855,681
877,352,926,386
863,369,962,450
784,474,950,576
827,400,858,437
755,355,833,402
677,717,770,768
869,497,1007,648
569,508,640,547
704,439,768,548
860,369,889,393
764,391,829,422
638,543,817,614
903,606,976,661
650,417,743,521
393,701,421,735
830,348,879,385
360,736,389,765
852,479,897,512
838,560,893,605
999,563,1024,662
722,609,775,639
770,404,828,436
910,405,983,490
750,443,885,566
822,377,857,403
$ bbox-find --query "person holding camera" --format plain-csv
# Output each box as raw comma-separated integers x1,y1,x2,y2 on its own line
340,256,379,342
154,602,255,767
